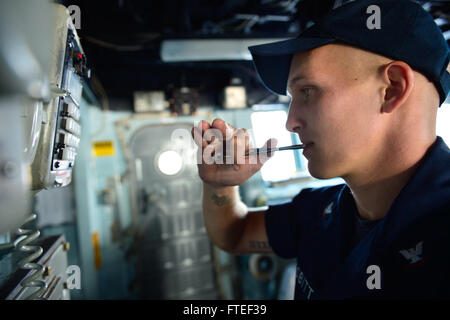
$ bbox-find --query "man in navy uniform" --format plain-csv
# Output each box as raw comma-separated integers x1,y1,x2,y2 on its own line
191,0,450,299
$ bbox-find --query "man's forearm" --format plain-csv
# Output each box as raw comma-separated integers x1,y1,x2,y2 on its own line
202,184,248,252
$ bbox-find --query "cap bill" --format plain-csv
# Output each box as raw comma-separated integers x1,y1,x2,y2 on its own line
439,71,450,105
249,37,336,95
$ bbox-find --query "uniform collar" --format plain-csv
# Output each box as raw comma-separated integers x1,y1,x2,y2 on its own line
318,137,449,298
373,136,450,248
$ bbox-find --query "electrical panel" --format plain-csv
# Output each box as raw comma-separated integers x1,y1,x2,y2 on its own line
0,0,53,235
31,4,90,190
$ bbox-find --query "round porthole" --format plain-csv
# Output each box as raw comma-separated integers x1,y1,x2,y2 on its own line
157,150,183,175
249,254,277,282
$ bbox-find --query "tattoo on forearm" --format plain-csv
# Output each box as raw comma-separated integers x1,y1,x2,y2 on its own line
249,240,271,250
211,193,231,207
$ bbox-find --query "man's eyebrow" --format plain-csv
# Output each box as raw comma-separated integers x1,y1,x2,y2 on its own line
286,75,309,95
287,75,307,88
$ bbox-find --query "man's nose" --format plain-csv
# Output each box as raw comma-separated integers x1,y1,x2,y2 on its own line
285,101,305,133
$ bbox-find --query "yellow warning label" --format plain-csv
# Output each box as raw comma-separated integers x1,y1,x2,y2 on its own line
92,231,102,270
92,141,115,157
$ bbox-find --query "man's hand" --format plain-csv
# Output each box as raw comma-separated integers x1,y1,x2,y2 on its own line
191,118,277,188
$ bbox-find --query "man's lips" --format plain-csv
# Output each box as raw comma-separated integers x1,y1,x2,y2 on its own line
297,134,313,148
303,142,314,152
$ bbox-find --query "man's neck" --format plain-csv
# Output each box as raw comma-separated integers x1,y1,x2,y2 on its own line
346,164,420,220
344,136,436,221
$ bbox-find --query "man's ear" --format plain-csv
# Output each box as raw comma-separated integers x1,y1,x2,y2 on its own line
381,61,415,113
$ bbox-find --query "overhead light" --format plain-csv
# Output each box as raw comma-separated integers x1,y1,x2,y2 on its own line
160,38,289,62
157,150,183,176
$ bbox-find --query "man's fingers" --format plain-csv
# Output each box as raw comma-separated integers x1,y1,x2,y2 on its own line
193,119,264,168
234,128,252,154
212,118,236,141
191,126,208,148
198,120,211,132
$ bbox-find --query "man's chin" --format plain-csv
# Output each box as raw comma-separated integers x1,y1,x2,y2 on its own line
307,163,340,180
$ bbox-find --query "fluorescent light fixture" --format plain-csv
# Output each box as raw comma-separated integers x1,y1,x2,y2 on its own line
160,38,289,62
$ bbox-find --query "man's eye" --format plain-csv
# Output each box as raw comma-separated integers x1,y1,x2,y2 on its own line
301,87,313,97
